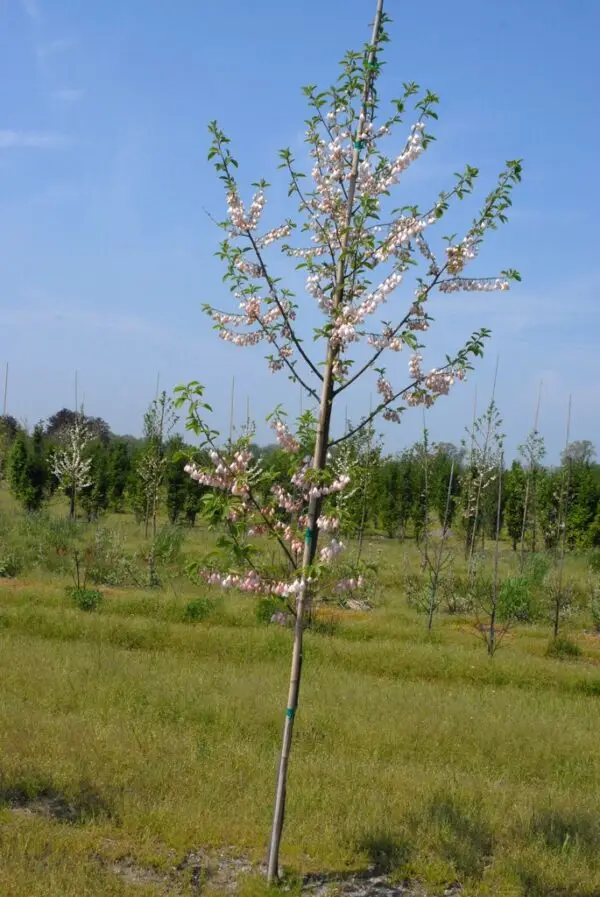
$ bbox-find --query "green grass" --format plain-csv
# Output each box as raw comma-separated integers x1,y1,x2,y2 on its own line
1,491,600,895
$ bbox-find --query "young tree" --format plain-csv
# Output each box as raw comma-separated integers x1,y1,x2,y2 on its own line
561,439,596,466
379,456,402,537
7,426,49,511
0,414,21,481
107,440,132,511
474,453,505,656
537,467,562,551
549,399,573,640
414,423,455,630
461,396,504,574
80,441,110,521
430,443,462,529
52,415,93,518
505,460,526,551
517,424,546,564
165,435,189,524
178,1,521,878
137,392,177,538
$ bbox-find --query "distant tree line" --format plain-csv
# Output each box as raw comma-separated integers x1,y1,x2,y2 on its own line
1,408,599,550
0,407,206,527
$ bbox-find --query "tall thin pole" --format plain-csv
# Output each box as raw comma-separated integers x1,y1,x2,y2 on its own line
75,370,78,412
155,371,161,400
2,362,8,416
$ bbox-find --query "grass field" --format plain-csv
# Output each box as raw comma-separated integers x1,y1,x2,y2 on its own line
1,489,600,896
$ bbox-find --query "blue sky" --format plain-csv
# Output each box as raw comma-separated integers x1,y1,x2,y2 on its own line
1,0,598,462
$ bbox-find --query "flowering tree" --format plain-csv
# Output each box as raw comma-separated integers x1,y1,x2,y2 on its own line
52,414,92,519
176,0,521,880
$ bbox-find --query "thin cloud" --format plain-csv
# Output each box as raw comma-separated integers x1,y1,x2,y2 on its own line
0,304,167,342
0,130,70,149
20,0,42,24
36,37,76,58
52,88,85,103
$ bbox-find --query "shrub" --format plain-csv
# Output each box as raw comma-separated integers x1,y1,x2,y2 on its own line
440,574,474,615
403,572,428,611
498,576,536,622
522,552,552,586
546,636,581,660
65,586,103,612
86,527,138,586
17,513,78,573
0,550,21,578
151,526,186,565
588,550,600,574
255,597,286,625
183,597,214,622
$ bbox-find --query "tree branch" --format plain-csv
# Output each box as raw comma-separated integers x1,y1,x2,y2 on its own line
329,359,456,448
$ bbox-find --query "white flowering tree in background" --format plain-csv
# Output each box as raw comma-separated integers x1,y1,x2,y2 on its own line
175,0,521,880
52,414,92,519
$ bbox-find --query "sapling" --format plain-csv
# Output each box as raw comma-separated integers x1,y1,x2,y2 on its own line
423,455,455,630
518,385,546,568
474,452,511,656
137,391,177,538
177,0,521,878
461,389,504,580
549,397,573,640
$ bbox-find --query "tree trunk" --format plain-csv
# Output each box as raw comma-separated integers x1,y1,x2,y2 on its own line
70,487,76,520
487,606,496,656
267,357,333,881
266,2,384,879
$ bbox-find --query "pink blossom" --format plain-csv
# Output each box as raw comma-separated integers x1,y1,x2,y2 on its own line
257,223,293,248
316,515,340,533
227,189,266,233
271,418,300,453
319,538,345,563
438,278,509,294
408,353,423,380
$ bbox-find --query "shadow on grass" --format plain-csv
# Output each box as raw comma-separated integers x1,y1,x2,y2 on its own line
528,807,600,856
426,792,493,881
0,771,117,824
355,790,493,883
515,867,596,897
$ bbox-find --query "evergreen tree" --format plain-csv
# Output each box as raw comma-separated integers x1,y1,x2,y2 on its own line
7,426,48,511
107,440,131,511
165,436,188,524
566,459,599,549
7,431,29,502
81,441,110,520
0,415,21,481
504,461,526,550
